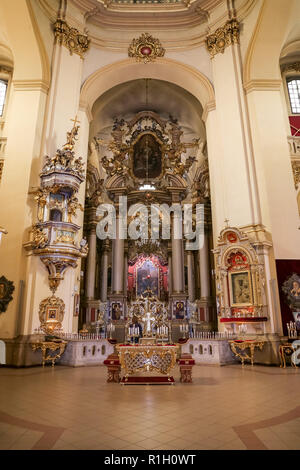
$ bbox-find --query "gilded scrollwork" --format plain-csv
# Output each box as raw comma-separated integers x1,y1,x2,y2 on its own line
32,226,49,249
67,195,84,223
97,111,198,183
206,18,240,58
38,294,65,334
128,33,165,64
53,19,90,59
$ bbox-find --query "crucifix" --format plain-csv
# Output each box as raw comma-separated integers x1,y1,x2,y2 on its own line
142,310,156,336
71,115,81,127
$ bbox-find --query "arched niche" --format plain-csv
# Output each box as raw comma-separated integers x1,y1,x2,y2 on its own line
213,227,267,319
80,58,215,123
0,1,49,86
243,0,298,87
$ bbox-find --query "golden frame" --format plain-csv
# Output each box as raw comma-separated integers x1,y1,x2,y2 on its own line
128,131,166,184
229,270,253,307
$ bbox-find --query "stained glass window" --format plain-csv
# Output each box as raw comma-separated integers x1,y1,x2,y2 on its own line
0,80,8,117
287,78,300,114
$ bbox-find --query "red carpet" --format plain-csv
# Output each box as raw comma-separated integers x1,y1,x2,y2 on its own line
120,376,175,385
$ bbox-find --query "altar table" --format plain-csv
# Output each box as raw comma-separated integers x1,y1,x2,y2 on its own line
31,340,67,367
228,339,264,366
116,344,178,383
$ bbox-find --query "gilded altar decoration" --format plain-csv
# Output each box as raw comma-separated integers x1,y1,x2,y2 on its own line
117,344,178,380
0,275,15,313
96,111,198,185
213,226,268,321
38,295,65,334
206,18,240,57
53,18,90,59
128,33,165,63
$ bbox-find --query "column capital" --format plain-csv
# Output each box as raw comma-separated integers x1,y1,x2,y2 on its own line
53,18,90,59
206,18,240,58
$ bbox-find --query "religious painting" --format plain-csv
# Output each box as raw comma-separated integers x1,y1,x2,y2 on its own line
282,273,300,311
0,276,15,313
111,302,122,320
229,271,252,306
133,133,162,180
46,306,59,321
136,259,159,297
174,301,185,320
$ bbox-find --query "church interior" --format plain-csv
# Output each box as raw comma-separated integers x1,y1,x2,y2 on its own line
0,0,300,451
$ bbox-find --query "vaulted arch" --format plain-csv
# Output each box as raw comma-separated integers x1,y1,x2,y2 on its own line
80,57,215,123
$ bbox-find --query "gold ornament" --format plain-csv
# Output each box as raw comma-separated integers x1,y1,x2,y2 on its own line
206,18,240,57
53,19,90,59
32,226,48,249
128,33,165,64
38,294,65,335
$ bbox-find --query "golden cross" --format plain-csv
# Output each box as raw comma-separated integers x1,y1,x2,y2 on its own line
71,115,81,127
224,218,229,227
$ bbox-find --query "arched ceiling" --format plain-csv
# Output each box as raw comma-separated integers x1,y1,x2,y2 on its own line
88,78,207,187
90,78,205,141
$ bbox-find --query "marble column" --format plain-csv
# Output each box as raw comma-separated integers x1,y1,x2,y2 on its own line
187,251,195,302
198,232,211,300
100,240,109,302
198,232,211,322
171,213,184,294
123,250,128,297
85,225,97,299
112,216,124,294
168,249,173,296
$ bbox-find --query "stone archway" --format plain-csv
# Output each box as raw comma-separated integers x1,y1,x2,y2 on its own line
79,57,215,122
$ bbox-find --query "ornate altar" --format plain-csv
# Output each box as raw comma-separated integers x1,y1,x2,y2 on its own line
116,344,178,384
126,292,170,344
213,226,269,334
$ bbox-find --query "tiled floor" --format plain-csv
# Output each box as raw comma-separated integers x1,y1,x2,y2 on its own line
0,364,299,450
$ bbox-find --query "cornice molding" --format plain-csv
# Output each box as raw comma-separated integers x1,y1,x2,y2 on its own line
202,99,216,122
12,80,49,93
37,0,256,52
243,79,282,94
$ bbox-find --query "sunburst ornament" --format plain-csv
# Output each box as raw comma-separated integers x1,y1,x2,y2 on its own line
128,33,165,64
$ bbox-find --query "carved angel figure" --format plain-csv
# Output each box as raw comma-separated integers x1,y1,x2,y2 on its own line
67,196,83,223
33,188,49,222
63,125,79,151
32,226,48,249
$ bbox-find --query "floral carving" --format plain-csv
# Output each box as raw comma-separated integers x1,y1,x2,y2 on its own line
206,18,240,58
